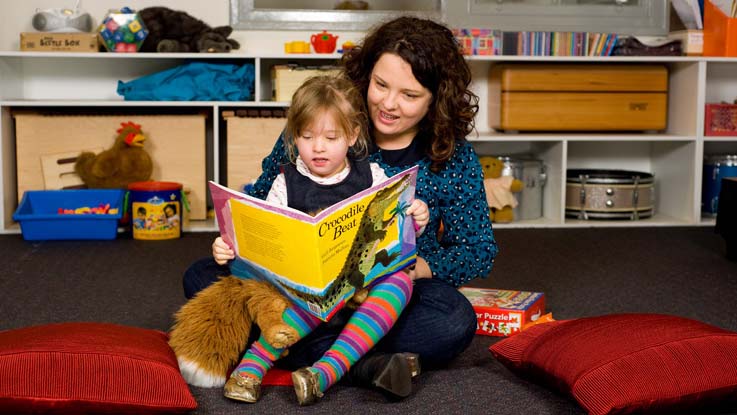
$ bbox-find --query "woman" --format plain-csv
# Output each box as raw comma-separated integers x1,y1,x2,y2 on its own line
183,15,498,398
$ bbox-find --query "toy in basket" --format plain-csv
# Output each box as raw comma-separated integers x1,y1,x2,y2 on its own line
13,189,125,241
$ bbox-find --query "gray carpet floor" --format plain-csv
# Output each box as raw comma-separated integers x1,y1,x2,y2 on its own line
2,226,737,414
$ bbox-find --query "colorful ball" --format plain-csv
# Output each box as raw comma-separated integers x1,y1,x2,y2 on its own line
97,9,148,52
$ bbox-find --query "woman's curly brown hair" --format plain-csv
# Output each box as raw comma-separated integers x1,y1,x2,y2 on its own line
342,16,478,172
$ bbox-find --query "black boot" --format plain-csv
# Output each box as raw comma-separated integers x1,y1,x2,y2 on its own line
347,352,421,400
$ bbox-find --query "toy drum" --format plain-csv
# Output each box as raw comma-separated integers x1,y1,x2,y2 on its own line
565,169,655,220
702,154,737,216
498,157,547,220
128,181,184,240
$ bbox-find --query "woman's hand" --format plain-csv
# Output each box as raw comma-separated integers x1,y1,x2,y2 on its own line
405,199,429,229
212,236,235,265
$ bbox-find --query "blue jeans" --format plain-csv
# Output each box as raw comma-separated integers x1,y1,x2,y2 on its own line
182,257,477,369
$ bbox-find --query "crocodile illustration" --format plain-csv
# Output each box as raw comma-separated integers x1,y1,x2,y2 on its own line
281,174,413,312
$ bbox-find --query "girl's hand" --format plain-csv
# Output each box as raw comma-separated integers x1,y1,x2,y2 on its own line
405,199,429,228
212,236,235,265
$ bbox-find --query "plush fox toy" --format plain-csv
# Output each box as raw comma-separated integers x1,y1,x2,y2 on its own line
168,276,299,387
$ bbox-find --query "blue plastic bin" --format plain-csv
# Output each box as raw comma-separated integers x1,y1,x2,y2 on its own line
13,189,125,241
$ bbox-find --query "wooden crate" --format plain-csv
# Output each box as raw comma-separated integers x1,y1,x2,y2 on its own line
225,114,287,192
14,113,208,220
271,65,340,102
489,64,668,131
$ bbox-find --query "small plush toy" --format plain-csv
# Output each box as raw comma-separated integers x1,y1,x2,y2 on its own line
138,7,240,53
74,122,153,189
168,276,299,387
479,156,523,223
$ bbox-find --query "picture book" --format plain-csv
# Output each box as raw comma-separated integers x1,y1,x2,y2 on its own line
209,166,419,321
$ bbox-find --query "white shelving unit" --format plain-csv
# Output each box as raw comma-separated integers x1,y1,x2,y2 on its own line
2,52,737,233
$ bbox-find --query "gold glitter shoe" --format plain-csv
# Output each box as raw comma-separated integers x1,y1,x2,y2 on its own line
223,371,261,403
401,352,421,378
291,367,323,406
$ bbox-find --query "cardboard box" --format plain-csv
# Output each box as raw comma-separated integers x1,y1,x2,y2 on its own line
20,32,99,52
272,65,340,102
13,113,208,220
459,287,545,337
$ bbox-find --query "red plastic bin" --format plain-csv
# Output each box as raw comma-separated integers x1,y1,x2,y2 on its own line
705,103,737,136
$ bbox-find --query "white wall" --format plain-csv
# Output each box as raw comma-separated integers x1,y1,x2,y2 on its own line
1,0,365,53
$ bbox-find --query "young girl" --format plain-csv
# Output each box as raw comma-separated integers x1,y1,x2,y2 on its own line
214,75,429,405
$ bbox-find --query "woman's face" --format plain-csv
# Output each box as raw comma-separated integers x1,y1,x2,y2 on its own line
367,53,432,148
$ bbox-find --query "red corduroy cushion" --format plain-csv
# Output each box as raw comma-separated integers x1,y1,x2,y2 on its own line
0,322,197,414
490,314,737,415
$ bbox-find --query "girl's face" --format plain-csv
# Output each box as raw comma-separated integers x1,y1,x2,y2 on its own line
295,109,357,178
367,53,432,149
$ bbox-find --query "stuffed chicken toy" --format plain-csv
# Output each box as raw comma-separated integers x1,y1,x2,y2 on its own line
74,122,153,189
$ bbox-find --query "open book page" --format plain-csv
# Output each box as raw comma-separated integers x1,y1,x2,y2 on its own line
208,165,419,320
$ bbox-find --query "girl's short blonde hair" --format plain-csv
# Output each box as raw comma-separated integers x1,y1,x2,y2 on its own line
284,75,369,162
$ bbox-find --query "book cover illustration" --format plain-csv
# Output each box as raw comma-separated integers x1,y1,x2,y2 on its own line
458,287,546,337
210,166,419,320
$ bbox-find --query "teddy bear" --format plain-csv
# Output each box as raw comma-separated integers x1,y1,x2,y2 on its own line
168,276,299,387
479,156,524,223
138,7,240,53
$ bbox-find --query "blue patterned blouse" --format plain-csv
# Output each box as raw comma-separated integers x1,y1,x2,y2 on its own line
247,135,498,287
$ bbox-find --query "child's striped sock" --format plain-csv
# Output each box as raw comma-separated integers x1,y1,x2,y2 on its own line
234,304,321,380
309,271,413,392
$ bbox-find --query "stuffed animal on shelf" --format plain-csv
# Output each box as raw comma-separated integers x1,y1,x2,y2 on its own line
74,122,153,189
168,276,299,387
479,156,523,223
138,7,240,53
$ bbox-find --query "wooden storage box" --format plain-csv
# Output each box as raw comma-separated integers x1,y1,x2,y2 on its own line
225,113,287,192
20,32,99,52
489,64,668,131
271,65,339,102
14,113,208,220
